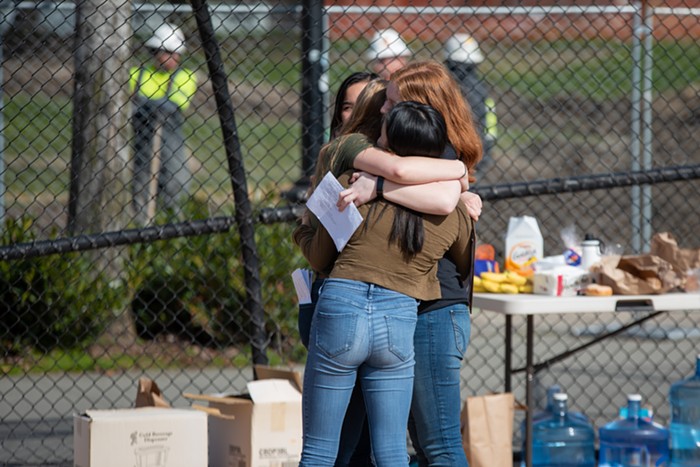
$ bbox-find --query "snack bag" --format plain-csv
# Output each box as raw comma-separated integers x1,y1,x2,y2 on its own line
474,243,499,277
560,224,582,266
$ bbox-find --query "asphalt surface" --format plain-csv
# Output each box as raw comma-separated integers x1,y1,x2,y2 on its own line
2,309,699,466
1,367,256,466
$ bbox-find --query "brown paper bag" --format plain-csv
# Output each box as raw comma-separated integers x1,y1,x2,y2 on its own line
590,232,700,294
651,232,700,289
592,254,683,295
461,393,514,467
134,377,170,408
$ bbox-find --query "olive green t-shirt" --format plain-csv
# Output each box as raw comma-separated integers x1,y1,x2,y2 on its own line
294,133,374,276
312,133,373,190
295,171,474,301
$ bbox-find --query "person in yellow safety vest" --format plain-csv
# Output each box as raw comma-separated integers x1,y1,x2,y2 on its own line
130,23,197,224
444,33,498,171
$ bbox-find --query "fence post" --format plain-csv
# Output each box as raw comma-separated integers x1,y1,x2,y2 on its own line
0,0,14,226
630,0,655,253
190,0,268,365
299,0,325,188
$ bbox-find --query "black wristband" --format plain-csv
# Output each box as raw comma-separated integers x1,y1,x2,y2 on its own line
376,176,385,199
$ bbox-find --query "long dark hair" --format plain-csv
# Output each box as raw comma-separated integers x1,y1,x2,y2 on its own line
385,101,447,158
330,71,379,140
371,101,448,260
313,79,387,191
337,79,386,143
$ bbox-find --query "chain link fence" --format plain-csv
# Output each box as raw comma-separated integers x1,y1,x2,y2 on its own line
1,1,699,465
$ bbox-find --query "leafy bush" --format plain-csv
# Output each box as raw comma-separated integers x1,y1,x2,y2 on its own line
0,217,125,353
127,228,244,347
256,221,308,361
126,201,307,360
0,204,309,362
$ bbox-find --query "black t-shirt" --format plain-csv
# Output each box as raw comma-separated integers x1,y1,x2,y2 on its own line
418,143,473,314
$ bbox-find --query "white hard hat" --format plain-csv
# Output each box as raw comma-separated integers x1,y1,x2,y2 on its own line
444,33,484,64
366,28,411,61
145,23,186,54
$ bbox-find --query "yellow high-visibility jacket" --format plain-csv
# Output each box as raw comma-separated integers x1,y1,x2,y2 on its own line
129,66,197,111
485,96,498,140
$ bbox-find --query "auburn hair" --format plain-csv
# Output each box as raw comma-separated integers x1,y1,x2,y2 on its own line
391,60,482,181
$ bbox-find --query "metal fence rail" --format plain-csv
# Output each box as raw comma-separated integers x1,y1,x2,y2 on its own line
1,1,699,465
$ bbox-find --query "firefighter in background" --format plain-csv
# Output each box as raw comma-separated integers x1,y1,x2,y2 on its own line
130,23,197,224
444,33,498,171
366,28,412,79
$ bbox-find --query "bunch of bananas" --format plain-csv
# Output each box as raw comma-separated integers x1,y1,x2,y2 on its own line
474,271,533,294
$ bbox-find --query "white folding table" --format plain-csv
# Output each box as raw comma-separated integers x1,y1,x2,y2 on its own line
472,292,700,467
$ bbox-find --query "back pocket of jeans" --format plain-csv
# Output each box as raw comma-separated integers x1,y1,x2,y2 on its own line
315,311,358,359
450,309,471,356
386,313,417,361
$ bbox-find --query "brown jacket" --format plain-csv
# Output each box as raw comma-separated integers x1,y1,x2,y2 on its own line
293,172,474,301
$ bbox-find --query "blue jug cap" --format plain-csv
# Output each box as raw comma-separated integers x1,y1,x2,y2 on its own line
618,406,652,420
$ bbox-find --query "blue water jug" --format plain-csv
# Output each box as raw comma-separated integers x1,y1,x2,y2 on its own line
521,385,592,457
521,385,563,464
670,354,700,467
530,392,596,467
599,394,670,467
529,385,591,425
531,385,563,426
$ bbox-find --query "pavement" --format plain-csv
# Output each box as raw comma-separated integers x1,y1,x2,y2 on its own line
0,367,257,466
2,309,699,466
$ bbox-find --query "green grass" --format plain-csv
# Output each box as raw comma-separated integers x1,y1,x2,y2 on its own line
1,345,292,375
4,36,700,373
491,38,700,101
2,348,160,375
5,36,698,207
4,94,73,196
3,94,303,210
184,110,302,199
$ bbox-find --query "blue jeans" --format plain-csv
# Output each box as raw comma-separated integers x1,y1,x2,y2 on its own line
300,279,417,467
298,278,324,349
408,304,471,467
298,278,373,467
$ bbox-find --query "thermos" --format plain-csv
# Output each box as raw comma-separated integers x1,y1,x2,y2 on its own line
580,234,603,271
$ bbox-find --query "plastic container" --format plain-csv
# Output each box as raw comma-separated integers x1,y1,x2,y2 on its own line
505,215,543,277
599,394,670,467
529,393,596,467
670,354,700,467
522,385,590,437
533,385,563,424
521,385,562,461
521,385,591,442
580,234,603,271
523,385,590,464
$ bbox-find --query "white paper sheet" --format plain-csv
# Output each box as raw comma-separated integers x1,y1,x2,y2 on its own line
306,172,363,252
291,268,312,304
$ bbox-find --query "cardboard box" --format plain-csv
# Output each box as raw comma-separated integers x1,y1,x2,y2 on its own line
73,407,207,467
533,267,588,296
185,366,303,467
